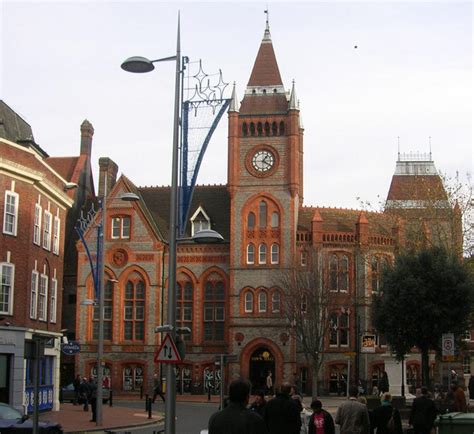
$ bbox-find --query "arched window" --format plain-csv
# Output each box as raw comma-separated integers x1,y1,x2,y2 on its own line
272,122,278,136
248,212,255,229
247,244,255,264
339,255,349,292
271,244,279,264
272,291,280,313
279,121,285,135
257,122,263,136
301,251,308,267
124,278,145,341
177,280,193,341
244,292,253,313
203,279,225,341
242,122,248,136
329,255,338,291
250,122,256,136
94,279,113,340
329,313,349,347
371,256,380,292
122,365,144,391
264,122,270,136
258,291,267,312
259,201,267,228
259,244,267,264
271,212,279,228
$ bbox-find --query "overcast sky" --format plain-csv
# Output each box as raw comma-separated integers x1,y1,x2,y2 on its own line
1,1,472,209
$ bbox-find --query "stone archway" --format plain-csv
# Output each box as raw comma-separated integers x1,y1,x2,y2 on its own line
249,347,275,392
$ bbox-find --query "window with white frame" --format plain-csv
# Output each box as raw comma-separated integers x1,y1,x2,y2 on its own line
271,244,279,264
259,244,267,264
3,191,19,236
244,292,253,313
0,263,14,314
43,211,52,250
190,207,211,236
258,291,267,312
272,291,280,313
50,278,57,323
30,271,39,319
52,216,60,255
247,244,255,264
329,312,349,347
33,204,42,245
301,251,307,267
111,216,131,239
38,274,48,321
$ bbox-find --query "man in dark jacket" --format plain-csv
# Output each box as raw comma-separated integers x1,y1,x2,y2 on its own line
308,399,335,434
264,383,301,434
249,390,266,417
208,379,267,434
409,386,438,434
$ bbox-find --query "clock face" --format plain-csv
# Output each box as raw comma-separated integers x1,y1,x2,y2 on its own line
252,150,275,172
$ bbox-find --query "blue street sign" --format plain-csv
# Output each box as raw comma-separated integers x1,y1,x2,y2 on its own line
61,341,81,355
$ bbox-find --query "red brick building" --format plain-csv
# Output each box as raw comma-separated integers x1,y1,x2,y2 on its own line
74,23,461,397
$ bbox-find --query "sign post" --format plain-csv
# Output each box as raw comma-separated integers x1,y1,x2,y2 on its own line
155,333,181,364
442,333,455,386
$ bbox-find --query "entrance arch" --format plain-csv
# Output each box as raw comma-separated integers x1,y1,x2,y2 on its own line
249,348,275,392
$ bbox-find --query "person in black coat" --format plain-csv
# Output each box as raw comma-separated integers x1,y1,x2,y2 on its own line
264,383,301,434
469,375,474,400
249,390,266,418
409,386,438,434
371,392,403,434
308,399,335,434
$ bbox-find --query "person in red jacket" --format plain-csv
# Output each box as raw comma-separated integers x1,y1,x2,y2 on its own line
308,399,335,434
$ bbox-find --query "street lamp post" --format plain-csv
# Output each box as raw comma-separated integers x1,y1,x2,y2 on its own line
121,16,182,434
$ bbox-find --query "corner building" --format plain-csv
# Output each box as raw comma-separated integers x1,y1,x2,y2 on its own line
75,23,460,396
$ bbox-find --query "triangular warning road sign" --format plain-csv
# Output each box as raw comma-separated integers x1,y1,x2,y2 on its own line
154,333,182,364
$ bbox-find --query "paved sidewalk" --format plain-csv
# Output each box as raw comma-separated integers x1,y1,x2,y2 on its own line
39,403,163,434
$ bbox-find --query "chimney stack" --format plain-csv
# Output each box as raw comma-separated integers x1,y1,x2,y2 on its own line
80,119,94,157
98,157,118,198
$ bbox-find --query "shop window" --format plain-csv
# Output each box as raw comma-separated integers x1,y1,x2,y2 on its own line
123,365,144,391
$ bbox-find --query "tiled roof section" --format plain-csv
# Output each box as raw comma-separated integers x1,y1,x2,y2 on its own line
239,94,289,115
46,156,80,181
247,39,283,87
298,207,394,236
387,175,448,201
137,185,230,241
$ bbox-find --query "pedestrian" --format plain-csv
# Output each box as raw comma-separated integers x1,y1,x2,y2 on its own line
433,384,445,413
335,385,370,434
208,379,267,434
79,377,90,411
409,386,438,434
378,372,389,395
290,385,303,413
450,382,467,412
152,373,165,403
371,392,402,434
88,377,98,422
264,383,302,434
73,374,81,405
249,390,266,417
266,372,273,396
308,399,335,434
469,375,474,400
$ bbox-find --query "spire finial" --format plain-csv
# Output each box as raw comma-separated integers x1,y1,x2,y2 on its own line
229,82,239,113
263,8,271,41
397,136,400,160
289,79,298,110
429,136,432,160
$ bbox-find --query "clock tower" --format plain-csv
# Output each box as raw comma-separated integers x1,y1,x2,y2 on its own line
227,19,304,387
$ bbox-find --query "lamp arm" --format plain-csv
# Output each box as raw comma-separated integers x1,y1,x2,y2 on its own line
151,55,177,64
75,226,99,297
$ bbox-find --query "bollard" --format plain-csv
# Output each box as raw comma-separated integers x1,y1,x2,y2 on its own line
208,387,211,402
109,389,113,407
145,394,149,412
147,397,152,419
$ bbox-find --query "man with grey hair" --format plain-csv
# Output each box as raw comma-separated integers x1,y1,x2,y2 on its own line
335,385,370,434
264,383,301,434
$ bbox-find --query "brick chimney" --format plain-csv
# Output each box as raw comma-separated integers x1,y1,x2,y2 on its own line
80,119,94,157
98,157,118,198
356,212,369,247
311,209,324,247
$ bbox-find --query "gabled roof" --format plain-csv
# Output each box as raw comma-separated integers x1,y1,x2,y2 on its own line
46,156,81,181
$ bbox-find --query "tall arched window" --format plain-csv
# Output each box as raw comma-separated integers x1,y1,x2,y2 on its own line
203,278,225,341
279,121,285,135
244,292,253,313
258,291,267,312
257,122,263,136
272,291,280,313
259,201,267,228
250,122,256,136
329,255,338,291
264,122,270,136
259,244,267,264
271,244,279,264
177,279,193,341
248,212,255,229
242,122,248,136
94,279,113,340
339,255,349,292
247,244,255,264
124,278,145,341
371,256,380,292
271,212,279,228
272,122,278,136
123,365,143,391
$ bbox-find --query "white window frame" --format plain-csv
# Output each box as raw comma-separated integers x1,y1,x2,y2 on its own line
112,216,131,239
38,274,48,321
190,206,211,237
3,191,19,236
259,244,267,264
50,278,57,323
258,291,267,312
0,263,14,315
30,270,39,319
33,204,42,245
244,292,253,313
271,244,279,264
301,251,307,267
272,291,280,313
53,216,60,255
43,211,52,250
246,244,255,264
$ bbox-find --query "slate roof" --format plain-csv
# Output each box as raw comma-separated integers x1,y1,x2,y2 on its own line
240,94,289,115
247,37,283,87
136,184,230,242
47,156,81,181
387,175,448,201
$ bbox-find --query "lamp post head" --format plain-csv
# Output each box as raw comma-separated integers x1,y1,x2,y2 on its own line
121,56,155,73
120,192,140,202
192,229,224,244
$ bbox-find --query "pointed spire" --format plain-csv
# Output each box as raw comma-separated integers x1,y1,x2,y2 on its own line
263,8,271,42
229,82,239,113
289,80,298,110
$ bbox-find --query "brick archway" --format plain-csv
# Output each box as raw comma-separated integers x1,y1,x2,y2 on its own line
240,338,285,388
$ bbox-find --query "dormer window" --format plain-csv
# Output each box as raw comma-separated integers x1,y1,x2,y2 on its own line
190,206,211,236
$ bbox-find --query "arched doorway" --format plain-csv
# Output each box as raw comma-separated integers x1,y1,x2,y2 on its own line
249,347,275,392
328,364,347,395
